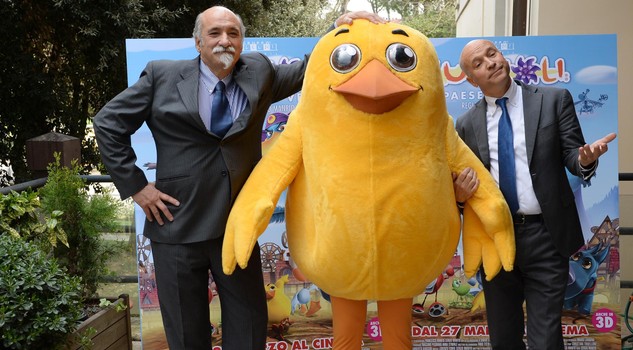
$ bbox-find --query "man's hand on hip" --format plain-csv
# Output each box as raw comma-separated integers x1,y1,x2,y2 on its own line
132,183,180,225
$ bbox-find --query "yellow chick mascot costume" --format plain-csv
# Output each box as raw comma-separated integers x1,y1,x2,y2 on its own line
224,20,515,349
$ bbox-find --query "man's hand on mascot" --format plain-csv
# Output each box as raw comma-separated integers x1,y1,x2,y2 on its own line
453,167,479,204
335,11,386,27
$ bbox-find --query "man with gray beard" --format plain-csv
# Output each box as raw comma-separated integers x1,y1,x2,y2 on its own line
93,6,384,350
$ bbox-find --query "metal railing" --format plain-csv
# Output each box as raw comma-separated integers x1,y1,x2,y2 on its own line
0,175,112,195
1,174,140,283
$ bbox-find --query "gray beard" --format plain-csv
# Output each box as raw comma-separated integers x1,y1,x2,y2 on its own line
212,46,236,70
218,53,234,69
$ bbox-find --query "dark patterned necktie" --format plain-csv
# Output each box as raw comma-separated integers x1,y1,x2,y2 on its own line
496,97,519,214
210,81,232,137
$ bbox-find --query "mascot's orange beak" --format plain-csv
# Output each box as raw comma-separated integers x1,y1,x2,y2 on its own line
266,289,275,300
332,59,418,114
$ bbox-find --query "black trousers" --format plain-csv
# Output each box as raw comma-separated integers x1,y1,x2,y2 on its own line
482,220,568,350
151,238,267,350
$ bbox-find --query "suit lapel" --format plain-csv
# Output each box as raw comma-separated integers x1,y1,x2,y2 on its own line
177,58,207,131
472,100,491,168
520,82,542,165
227,59,259,137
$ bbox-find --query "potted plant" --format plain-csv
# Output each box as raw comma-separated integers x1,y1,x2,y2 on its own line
65,294,133,350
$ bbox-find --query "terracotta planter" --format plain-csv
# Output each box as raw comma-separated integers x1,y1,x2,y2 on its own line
66,294,133,350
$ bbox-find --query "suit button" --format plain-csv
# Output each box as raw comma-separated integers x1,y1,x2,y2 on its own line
221,171,228,177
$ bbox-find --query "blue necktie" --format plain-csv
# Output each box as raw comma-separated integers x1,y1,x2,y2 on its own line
210,81,232,137
496,97,519,214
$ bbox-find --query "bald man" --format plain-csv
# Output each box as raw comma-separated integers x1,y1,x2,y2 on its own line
456,39,615,350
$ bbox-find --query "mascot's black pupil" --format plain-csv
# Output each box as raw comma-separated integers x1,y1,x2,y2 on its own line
331,44,361,73
582,258,592,269
386,43,416,72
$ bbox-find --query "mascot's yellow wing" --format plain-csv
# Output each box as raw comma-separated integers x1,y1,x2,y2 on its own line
222,116,303,275
444,116,515,280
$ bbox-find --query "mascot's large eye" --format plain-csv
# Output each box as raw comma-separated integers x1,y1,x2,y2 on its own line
386,43,416,72
330,44,361,73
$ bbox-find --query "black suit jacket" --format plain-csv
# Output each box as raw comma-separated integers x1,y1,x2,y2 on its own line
455,81,587,257
94,53,307,244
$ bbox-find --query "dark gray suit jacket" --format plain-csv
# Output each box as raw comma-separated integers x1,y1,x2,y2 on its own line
94,53,307,244
455,81,587,257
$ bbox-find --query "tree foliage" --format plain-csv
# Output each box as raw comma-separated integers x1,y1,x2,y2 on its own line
402,0,458,38
0,0,336,185
0,0,187,183
157,0,333,38
364,0,457,38
0,0,454,186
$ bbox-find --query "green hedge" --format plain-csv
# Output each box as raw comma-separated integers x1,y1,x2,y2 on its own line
0,235,83,349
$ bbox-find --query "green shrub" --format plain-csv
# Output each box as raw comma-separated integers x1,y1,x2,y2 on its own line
39,155,121,299
0,235,83,349
0,190,67,253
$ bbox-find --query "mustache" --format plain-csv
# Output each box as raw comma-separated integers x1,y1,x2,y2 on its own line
212,46,236,54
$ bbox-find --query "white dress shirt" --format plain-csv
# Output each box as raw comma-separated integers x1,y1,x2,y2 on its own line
198,60,248,131
485,81,542,215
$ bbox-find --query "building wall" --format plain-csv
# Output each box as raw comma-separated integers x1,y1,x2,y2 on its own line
456,0,508,36
456,0,633,341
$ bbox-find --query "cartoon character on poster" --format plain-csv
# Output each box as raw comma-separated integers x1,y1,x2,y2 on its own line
564,242,611,315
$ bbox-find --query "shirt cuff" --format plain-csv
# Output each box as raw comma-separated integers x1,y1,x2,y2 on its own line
580,159,598,181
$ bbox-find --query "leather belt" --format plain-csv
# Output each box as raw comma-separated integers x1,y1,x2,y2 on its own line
512,214,543,225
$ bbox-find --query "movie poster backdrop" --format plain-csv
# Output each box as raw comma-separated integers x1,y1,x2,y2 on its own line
126,34,619,349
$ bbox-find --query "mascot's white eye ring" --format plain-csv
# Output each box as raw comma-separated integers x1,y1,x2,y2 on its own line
386,43,417,72
330,44,361,73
